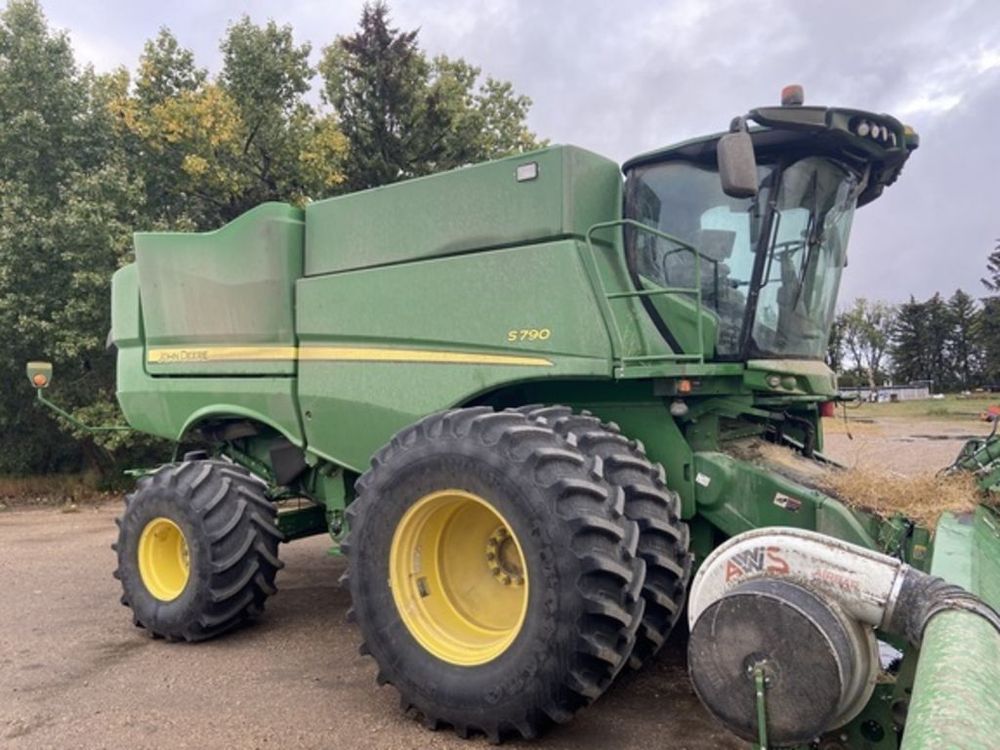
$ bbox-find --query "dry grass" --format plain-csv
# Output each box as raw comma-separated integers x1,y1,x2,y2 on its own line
820,469,981,529
0,473,110,510
841,395,998,420
729,439,982,529
821,416,882,435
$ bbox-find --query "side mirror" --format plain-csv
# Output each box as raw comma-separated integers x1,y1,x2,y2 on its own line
717,128,758,198
26,361,53,389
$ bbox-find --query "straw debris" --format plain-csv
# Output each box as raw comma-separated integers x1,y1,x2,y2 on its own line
819,469,980,529
726,438,982,529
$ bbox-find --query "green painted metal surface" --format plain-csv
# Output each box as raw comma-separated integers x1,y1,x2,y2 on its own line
296,239,612,471
304,145,620,276
901,611,1000,750
691,451,877,548
116,347,305,445
892,508,1000,749
135,202,304,376
951,429,1000,493
277,504,329,541
930,507,1000,611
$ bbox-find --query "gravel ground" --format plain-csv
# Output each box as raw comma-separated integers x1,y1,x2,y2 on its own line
0,505,739,750
822,416,988,475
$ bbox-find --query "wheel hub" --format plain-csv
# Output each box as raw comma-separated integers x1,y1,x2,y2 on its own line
389,490,530,666
486,527,524,586
137,517,190,602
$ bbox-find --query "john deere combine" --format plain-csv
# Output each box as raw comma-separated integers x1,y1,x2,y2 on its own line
28,88,1000,748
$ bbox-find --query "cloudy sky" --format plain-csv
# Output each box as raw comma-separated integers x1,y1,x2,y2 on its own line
39,0,1000,303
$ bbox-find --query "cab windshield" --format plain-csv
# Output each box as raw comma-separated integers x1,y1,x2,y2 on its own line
625,156,860,359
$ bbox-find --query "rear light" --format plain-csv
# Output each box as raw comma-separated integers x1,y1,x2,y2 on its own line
820,402,836,418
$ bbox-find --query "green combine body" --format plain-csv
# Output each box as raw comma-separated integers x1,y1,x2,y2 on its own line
33,91,1000,748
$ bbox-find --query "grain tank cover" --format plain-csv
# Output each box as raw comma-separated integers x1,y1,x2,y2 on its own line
134,202,304,375
303,145,622,276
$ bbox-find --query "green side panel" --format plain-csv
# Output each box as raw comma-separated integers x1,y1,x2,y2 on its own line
692,451,877,548
117,349,304,444
296,240,613,471
304,145,621,276
901,610,1000,750
134,202,304,376
111,264,141,346
928,506,1000,610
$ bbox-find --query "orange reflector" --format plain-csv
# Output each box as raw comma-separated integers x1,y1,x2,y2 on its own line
678,379,693,394
32,373,48,387
820,401,836,418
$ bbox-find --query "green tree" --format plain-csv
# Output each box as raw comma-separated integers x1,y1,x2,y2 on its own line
982,242,1000,384
0,0,81,198
135,28,206,107
826,314,845,372
220,17,346,211
923,293,956,390
0,0,146,476
983,239,1000,293
890,296,930,384
839,299,896,390
947,289,981,389
892,290,984,391
320,1,543,191
116,20,348,228
981,297,1000,385
1,2,546,480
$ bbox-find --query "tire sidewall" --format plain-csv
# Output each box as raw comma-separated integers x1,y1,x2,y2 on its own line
352,444,581,719
117,472,214,636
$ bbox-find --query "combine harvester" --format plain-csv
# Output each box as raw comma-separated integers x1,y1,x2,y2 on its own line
27,87,1000,748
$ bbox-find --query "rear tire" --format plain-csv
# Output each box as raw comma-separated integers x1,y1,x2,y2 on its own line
113,460,283,641
344,407,646,741
515,405,692,669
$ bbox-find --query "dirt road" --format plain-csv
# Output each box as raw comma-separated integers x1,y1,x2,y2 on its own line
0,505,738,750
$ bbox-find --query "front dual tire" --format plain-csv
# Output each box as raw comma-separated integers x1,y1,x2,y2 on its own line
345,407,682,741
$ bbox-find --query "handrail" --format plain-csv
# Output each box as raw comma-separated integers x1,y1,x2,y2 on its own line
584,219,706,371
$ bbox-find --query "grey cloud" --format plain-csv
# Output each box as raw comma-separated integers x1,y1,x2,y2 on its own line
41,0,1000,302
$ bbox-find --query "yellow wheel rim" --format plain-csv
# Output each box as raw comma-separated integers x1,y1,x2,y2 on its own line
137,517,190,602
389,490,529,666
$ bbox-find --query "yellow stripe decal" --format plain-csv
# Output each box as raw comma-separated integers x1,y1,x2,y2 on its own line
300,346,553,367
147,346,297,364
147,345,553,368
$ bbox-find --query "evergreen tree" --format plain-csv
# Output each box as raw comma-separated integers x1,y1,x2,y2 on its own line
320,1,543,191
983,239,1000,293
982,242,1000,384
924,293,955,390
981,297,1000,385
891,297,930,384
947,289,981,388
